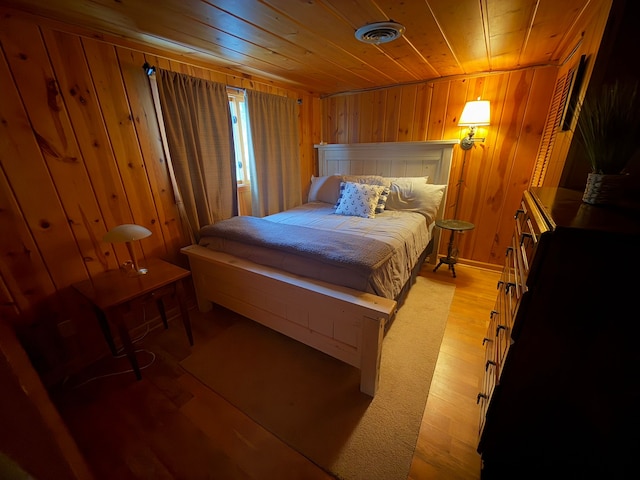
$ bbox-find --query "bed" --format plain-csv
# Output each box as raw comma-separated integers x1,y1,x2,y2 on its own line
181,140,456,396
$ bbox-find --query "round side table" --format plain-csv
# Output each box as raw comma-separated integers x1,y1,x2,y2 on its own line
433,219,475,277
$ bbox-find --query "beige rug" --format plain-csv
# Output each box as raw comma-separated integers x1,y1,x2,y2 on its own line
181,275,455,480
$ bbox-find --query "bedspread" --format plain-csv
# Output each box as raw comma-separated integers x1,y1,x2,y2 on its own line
198,202,431,299
198,215,394,274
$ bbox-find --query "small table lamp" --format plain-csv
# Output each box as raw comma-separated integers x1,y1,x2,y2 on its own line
103,224,152,275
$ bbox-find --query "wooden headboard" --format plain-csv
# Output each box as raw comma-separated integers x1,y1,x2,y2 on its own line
315,140,456,184
315,140,458,264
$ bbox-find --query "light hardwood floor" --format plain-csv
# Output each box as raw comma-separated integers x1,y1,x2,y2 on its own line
51,263,501,480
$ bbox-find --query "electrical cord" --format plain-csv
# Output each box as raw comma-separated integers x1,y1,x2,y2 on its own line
70,349,156,389
66,313,158,389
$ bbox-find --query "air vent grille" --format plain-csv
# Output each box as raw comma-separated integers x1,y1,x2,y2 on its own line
355,22,406,45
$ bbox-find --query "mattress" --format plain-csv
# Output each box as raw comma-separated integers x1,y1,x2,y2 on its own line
198,201,431,299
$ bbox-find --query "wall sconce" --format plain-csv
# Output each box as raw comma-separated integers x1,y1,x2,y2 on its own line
142,62,156,76
103,224,152,275
459,98,491,150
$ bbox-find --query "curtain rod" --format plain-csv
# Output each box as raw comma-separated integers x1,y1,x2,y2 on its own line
142,62,302,104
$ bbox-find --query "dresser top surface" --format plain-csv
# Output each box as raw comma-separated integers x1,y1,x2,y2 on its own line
530,187,640,235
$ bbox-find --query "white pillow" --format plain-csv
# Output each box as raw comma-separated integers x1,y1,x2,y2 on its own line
335,182,385,219
308,175,343,204
384,177,430,211
384,176,429,186
385,182,446,224
342,174,391,188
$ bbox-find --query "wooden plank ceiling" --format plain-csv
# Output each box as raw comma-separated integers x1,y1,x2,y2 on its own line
3,0,599,95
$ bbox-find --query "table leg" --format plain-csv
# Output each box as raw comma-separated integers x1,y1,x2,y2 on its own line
94,306,117,356
114,318,142,380
155,298,169,329
446,229,456,262
433,229,460,277
176,279,194,346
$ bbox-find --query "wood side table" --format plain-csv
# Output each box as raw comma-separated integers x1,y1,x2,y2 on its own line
72,257,193,379
433,219,475,278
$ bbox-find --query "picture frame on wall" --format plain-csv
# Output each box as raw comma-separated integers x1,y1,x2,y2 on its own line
561,54,588,131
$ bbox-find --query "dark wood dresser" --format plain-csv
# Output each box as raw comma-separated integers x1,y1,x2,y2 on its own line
477,187,640,478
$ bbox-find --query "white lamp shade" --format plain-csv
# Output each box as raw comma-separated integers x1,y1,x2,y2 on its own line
103,224,152,243
458,99,491,126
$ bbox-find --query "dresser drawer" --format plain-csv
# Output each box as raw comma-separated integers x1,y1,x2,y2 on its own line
519,191,551,276
515,193,543,273
478,300,499,436
481,335,496,400
495,282,511,378
478,358,495,435
511,228,527,299
505,235,522,318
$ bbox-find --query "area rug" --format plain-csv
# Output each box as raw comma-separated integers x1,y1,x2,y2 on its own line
180,275,455,480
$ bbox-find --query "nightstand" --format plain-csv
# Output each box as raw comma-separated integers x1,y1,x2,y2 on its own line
433,219,475,278
72,257,193,379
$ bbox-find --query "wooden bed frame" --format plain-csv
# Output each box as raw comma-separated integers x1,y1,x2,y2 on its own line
181,140,457,396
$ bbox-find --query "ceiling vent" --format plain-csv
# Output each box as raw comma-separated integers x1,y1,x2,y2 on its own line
355,21,406,45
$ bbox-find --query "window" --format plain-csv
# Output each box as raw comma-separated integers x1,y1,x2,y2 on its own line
228,88,253,215
228,88,251,185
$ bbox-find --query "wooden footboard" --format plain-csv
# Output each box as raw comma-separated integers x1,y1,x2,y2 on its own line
181,245,397,396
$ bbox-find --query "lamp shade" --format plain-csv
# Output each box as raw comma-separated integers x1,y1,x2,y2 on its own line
103,224,152,275
103,224,152,243
458,99,491,126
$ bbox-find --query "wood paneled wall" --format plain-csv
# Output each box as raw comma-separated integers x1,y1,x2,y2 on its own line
321,69,559,267
0,9,321,383
319,0,611,269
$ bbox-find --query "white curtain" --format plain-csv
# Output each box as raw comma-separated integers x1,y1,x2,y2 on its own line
155,69,237,241
246,91,301,216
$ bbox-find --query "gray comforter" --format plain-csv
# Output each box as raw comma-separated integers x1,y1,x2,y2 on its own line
198,215,394,276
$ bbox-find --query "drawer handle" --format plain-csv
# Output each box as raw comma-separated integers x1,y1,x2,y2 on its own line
490,309,499,319
505,246,513,256
477,392,488,404
520,232,533,245
482,337,492,345
496,324,506,336
505,282,516,294
485,360,497,371
514,209,524,219
496,280,504,289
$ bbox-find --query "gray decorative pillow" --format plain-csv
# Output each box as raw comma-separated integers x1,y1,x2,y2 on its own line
308,175,343,204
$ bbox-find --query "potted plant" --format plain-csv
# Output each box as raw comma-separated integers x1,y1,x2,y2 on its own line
572,79,640,205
